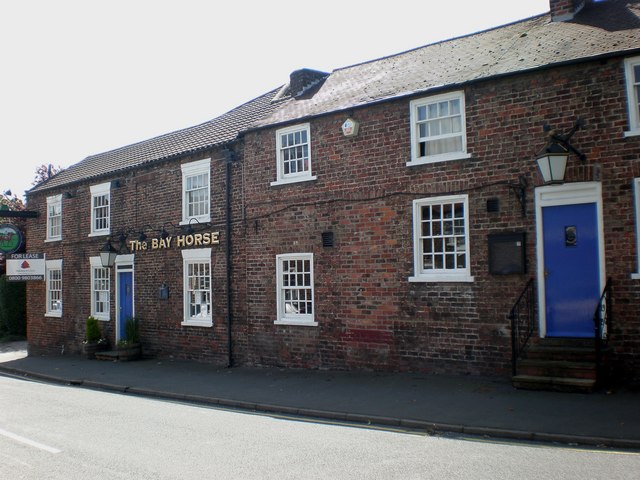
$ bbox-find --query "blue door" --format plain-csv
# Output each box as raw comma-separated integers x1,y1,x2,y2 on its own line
542,203,599,337
118,271,133,341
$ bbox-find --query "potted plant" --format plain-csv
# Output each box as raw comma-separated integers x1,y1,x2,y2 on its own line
83,316,107,359
116,317,141,361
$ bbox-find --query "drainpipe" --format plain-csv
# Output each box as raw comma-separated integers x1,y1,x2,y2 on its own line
224,147,236,367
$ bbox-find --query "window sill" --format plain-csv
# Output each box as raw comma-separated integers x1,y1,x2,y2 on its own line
179,217,211,226
45,237,62,243
88,231,110,238
181,319,212,328
45,312,62,318
274,319,318,327
409,274,474,283
407,152,472,167
624,129,640,138
631,272,640,280
270,175,317,187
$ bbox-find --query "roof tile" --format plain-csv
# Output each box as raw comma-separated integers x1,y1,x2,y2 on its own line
254,1,640,127
31,88,282,193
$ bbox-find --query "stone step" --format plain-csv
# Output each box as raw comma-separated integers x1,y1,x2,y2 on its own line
512,375,596,393
525,345,596,362
517,359,597,380
535,337,594,348
95,346,141,362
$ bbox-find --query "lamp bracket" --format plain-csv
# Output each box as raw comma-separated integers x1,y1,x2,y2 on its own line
543,118,586,162
508,175,527,218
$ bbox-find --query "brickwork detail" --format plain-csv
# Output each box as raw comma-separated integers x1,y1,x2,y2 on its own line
25,57,640,380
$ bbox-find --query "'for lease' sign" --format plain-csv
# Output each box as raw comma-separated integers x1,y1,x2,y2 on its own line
6,253,45,281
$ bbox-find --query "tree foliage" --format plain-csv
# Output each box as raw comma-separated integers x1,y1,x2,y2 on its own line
0,190,25,211
32,163,63,187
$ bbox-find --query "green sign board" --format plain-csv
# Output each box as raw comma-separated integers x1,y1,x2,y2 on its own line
0,224,23,255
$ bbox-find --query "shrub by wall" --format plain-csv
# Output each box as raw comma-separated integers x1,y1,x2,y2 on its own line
0,275,26,338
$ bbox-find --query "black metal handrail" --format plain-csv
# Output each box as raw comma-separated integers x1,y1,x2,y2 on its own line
509,278,535,377
594,278,612,387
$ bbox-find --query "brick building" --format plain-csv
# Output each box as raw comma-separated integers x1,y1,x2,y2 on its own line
25,0,640,387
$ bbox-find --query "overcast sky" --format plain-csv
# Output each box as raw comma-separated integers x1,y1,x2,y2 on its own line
1,0,550,200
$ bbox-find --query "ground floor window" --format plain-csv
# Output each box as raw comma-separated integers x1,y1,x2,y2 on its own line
182,248,212,327
275,253,317,326
90,257,110,320
409,194,473,283
45,259,63,317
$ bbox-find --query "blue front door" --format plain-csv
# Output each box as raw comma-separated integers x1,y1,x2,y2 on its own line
542,203,600,337
118,271,133,341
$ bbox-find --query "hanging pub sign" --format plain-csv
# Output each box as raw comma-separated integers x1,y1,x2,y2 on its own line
0,224,23,255
6,253,45,281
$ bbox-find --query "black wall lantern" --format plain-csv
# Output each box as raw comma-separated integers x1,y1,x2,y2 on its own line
536,118,586,185
99,239,118,268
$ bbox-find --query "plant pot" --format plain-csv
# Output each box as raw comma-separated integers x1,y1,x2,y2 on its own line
116,343,141,361
83,342,99,359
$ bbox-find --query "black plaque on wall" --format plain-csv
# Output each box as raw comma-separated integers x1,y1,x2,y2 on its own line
488,232,526,275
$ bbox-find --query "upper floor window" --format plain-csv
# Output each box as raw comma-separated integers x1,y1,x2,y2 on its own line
275,253,317,326
181,248,212,327
46,194,62,241
271,123,316,186
408,91,470,166
409,194,473,283
45,259,63,317
181,159,211,225
90,257,110,320
625,56,640,137
90,182,111,236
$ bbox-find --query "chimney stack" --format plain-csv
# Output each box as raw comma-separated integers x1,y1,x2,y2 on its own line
549,0,586,22
289,69,328,98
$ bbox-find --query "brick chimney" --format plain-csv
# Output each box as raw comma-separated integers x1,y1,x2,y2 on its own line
289,68,328,98
549,0,586,22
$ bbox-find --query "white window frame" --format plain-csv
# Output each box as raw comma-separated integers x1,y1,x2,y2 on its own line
45,259,63,317
409,194,474,283
46,194,62,242
624,56,640,137
89,182,111,236
270,123,316,186
275,253,317,326
633,178,640,279
181,248,212,327
90,256,110,321
181,158,211,225
407,90,471,166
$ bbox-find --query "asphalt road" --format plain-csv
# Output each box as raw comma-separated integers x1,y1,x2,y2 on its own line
0,375,638,480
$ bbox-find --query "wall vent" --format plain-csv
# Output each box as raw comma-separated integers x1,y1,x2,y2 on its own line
321,231,334,248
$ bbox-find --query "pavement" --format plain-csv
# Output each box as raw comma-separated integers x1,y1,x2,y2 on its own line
1,341,639,450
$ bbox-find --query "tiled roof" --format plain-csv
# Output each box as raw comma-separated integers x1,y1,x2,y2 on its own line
254,0,640,128
31,1,639,195
30,88,282,193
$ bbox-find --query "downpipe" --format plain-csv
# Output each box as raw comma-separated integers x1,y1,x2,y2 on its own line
224,147,236,368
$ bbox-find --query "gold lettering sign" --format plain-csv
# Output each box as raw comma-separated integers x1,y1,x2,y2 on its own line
128,231,220,252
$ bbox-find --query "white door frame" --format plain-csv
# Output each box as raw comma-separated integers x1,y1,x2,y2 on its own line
115,254,135,341
534,182,605,337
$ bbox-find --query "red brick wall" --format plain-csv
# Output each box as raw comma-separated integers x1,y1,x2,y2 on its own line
24,55,640,380
240,57,640,378
25,151,236,366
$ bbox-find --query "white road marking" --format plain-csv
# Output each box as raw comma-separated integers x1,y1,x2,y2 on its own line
0,428,61,454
